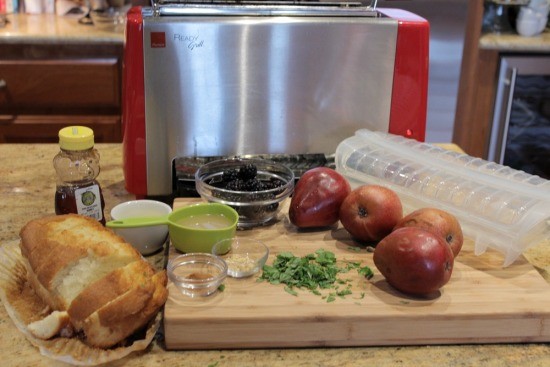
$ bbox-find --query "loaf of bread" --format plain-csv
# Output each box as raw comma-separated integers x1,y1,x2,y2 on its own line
19,214,168,349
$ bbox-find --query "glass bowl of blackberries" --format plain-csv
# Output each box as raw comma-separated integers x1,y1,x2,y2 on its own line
195,158,295,228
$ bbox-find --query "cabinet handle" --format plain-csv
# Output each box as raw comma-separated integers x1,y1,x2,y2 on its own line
0,116,15,125
0,79,6,89
497,67,518,164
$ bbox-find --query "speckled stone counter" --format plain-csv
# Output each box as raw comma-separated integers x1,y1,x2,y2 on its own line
0,13,123,45
1,143,550,367
480,28,550,52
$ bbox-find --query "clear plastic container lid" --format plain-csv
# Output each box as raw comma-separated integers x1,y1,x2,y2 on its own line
335,129,550,266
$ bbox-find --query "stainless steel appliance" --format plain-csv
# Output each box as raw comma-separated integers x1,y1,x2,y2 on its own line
122,0,429,197
489,55,550,179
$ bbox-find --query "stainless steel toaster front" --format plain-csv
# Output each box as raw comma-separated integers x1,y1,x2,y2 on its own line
123,2,429,196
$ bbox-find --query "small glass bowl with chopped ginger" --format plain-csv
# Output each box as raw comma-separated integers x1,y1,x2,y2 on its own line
167,253,227,297
212,238,269,278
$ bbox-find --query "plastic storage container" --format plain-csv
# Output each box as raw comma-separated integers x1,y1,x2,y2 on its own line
335,129,550,266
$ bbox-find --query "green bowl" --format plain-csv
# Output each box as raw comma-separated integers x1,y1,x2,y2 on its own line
169,203,238,253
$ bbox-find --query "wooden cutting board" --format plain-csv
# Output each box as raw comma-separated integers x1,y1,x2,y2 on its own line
164,198,550,350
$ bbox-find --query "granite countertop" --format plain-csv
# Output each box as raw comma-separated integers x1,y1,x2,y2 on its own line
1,13,549,52
1,143,550,366
480,28,550,52
0,13,124,44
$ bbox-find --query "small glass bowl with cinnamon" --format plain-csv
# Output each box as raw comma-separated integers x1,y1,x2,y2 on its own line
167,253,227,297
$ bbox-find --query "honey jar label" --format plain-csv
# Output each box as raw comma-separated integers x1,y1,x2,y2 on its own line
75,184,104,222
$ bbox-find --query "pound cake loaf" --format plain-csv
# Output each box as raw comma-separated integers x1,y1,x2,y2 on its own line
19,214,168,349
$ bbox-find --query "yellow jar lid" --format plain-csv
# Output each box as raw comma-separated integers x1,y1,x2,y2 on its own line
58,126,95,151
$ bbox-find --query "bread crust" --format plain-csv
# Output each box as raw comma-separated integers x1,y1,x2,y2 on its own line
21,215,139,289
68,260,155,324
23,259,60,310
19,214,168,348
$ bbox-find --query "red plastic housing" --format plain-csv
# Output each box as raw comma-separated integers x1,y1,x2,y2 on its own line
379,8,429,143
122,7,147,197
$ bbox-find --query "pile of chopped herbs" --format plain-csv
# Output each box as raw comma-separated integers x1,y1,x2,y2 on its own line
258,249,373,302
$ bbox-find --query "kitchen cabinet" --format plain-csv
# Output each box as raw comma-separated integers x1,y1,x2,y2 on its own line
0,14,124,143
0,43,123,143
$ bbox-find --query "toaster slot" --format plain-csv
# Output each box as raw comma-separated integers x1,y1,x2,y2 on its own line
151,0,379,17
155,0,369,6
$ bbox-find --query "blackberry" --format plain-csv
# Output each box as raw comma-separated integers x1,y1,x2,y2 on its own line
272,178,285,188
259,181,273,190
225,179,245,191
222,168,239,182
244,178,262,192
263,178,285,190
238,164,257,180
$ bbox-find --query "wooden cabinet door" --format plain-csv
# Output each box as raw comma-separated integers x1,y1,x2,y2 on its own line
0,58,120,115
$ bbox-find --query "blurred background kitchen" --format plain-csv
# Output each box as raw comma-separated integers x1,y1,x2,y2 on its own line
0,0,549,178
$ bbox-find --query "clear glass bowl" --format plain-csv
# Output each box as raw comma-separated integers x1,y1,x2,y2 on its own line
195,158,295,228
167,253,227,297
212,238,269,278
